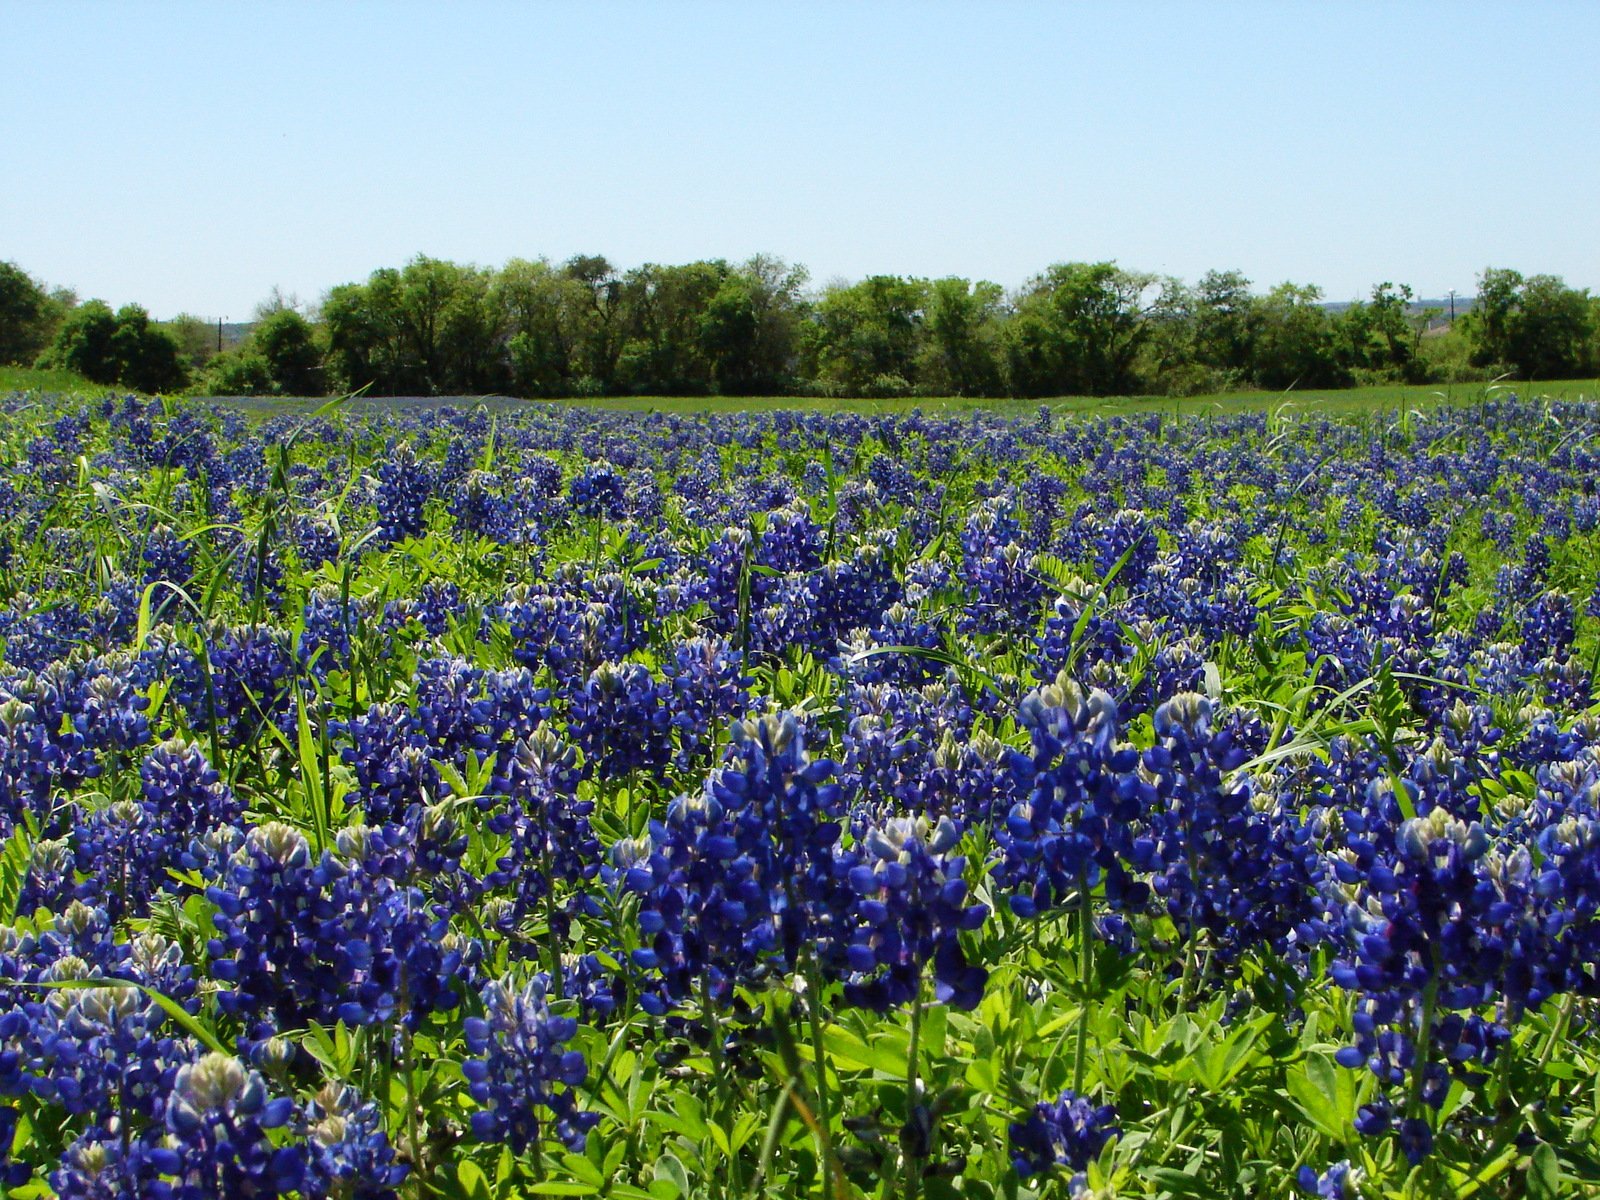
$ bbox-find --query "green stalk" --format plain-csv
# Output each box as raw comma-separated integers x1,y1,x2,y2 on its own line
803,955,841,1196
905,976,924,1200
1072,875,1093,1095
1535,992,1578,1074
1408,972,1440,1123
401,1020,426,1195
1178,824,1202,1011
703,978,741,1200
542,803,563,1001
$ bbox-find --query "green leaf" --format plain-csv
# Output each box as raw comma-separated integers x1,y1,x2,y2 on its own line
821,1024,909,1077
561,1154,604,1187
452,1160,493,1200
653,1154,690,1200
1285,1054,1349,1141
524,1184,599,1196
1143,1165,1214,1197
1528,1144,1563,1200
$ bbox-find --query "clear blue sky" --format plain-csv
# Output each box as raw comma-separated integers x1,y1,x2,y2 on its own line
4,1,1596,319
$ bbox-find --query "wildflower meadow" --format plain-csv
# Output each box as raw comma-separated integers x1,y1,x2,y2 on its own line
0,389,1596,1199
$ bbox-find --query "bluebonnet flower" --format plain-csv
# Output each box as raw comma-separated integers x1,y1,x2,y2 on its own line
662,636,750,766
5,981,189,1124
141,524,193,590
206,822,473,1031
480,729,599,954
568,461,627,520
159,622,295,742
298,587,369,677
920,728,1032,828
300,1082,409,1199
567,661,672,781
837,694,932,824
28,738,238,919
72,656,154,757
619,712,848,1008
833,602,945,687
374,442,435,544
1008,1089,1118,1180
1140,694,1307,965
1521,590,1577,662
1036,590,1129,684
998,675,1148,921
959,503,1045,636
86,577,143,650
293,515,342,569
0,596,87,674
462,975,597,1153
450,468,513,540
1298,1161,1362,1198
51,1129,163,1199
504,587,631,682
839,814,989,1011
1322,800,1529,1162
152,1051,307,1197
0,692,89,828
1091,508,1160,585
338,703,438,825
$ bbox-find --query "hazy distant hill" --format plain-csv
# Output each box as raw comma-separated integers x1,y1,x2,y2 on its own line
1320,297,1474,315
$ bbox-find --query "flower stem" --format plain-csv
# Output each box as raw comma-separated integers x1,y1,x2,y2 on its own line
703,978,743,1200
905,980,923,1200
1408,973,1440,1127
1073,875,1093,1095
803,956,841,1196
1536,992,1578,1074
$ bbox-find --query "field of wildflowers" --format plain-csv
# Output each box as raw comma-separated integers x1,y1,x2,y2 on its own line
0,390,1597,1198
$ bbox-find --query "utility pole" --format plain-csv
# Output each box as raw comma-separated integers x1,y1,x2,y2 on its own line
1446,290,1456,324
217,317,224,354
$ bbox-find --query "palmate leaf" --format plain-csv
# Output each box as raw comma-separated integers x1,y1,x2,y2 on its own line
0,823,32,925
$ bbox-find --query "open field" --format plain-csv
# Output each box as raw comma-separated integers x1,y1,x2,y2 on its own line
8,361,1595,421
177,376,1600,421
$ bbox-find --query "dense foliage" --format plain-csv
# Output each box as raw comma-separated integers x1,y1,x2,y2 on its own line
7,255,1598,400
0,387,1597,1197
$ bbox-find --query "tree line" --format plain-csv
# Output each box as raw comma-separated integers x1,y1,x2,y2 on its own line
3,255,1597,399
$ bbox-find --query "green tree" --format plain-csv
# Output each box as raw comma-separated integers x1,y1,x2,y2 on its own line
322,257,499,395
1338,282,1429,382
253,309,324,395
1468,267,1523,371
39,299,121,383
323,275,400,393
494,257,583,396
1003,262,1170,397
562,255,625,393
916,277,1005,396
1250,282,1350,390
0,261,64,365
1514,274,1596,378
808,275,928,395
616,260,727,394
1190,269,1259,376
1467,268,1596,379
165,313,220,372
109,304,188,393
383,256,498,393
200,349,274,396
42,301,187,391
698,255,809,395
